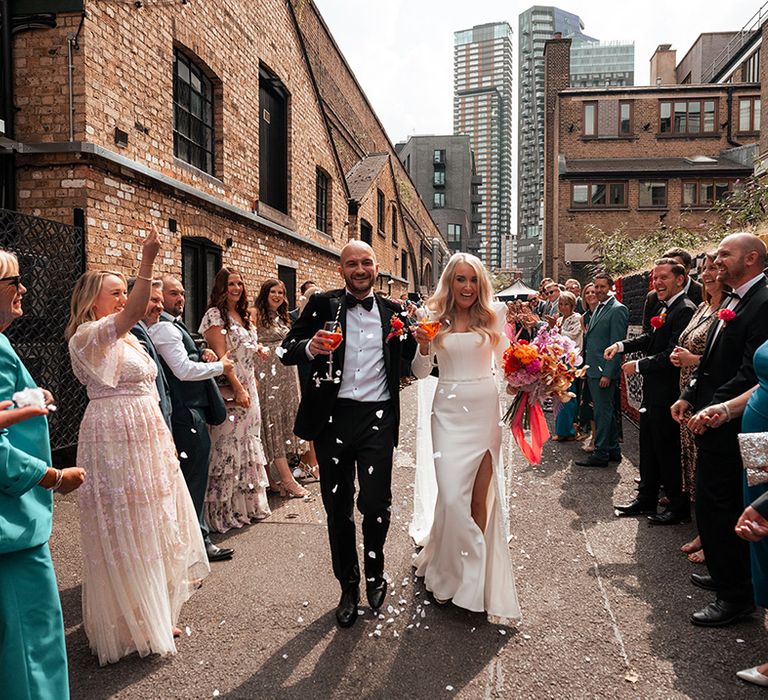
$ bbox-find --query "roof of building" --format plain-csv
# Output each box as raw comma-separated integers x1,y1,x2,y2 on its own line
559,154,754,178
346,154,389,201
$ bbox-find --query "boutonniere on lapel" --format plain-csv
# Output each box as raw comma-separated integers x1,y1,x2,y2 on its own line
650,315,665,329
718,308,737,324
386,315,407,342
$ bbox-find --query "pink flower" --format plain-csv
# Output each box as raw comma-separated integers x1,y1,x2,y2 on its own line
718,308,736,323
650,315,664,329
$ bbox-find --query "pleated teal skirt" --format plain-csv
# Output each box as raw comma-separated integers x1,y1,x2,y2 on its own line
0,542,69,699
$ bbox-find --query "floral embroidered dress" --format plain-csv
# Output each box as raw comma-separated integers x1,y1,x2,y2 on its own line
677,302,717,497
199,307,270,532
69,314,209,666
255,317,303,461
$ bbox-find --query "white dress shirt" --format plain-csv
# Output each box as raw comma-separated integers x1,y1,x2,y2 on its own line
337,291,390,402
708,272,766,347
148,321,224,381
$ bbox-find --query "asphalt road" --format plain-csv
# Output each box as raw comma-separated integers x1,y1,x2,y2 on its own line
51,383,768,699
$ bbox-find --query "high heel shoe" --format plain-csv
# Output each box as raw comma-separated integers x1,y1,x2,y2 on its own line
280,479,310,498
268,482,282,495
297,461,320,481
736,666,768,687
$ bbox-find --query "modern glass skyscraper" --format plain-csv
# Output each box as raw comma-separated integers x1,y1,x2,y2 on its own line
454,22,514,270
517,7,635,284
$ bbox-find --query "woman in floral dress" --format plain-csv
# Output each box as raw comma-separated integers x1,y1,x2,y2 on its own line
670,252,725,563
200,267,270,533
252,279,309,498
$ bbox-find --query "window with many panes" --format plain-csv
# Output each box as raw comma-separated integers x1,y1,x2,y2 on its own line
619,101,632,136
639,181,667,208
182,237,221,330
571,182,626,209
583,102,597,136
739,97,761,133
682,180,732,207
174,49,215,174
434,192,445,208
377,190,385,233
447,223,462,243
315,168,329,233
659,99,717,135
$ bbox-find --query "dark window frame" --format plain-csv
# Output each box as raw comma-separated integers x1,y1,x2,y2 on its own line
583,101,598,137
377,190,386,235
570,181,627,209
433,191,445,209
391,205,398,244
259,65,290,213
682,179,734,207
360,218,373,244
315,167,330,234
618,100,633,136
173,48,216,175
433,149,446,164
659,98,718,135
638,180,668,209
738,96,761,134
401,250,408,280
433,169,446,186
181,236,222,331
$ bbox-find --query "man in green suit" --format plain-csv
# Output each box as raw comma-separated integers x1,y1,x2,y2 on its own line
576,273,629,468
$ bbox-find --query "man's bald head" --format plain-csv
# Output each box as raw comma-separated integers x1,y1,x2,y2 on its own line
715,232,767,288
339,240,378,298
160,274,185,316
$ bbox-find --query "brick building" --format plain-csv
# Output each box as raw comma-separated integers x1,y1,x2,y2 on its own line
0,0,448,331
542,25,765,283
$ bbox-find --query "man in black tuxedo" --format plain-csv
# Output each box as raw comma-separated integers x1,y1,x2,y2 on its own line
280,241,403,628
673,232,768,626
605,259,696,523
642,247,703,333
128,278,172,429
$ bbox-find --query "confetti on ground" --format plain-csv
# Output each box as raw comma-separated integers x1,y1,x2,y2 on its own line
185,626,192,636
625,671,639,684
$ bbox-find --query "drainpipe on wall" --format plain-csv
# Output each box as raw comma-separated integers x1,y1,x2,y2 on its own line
67,32,75,141
726,86,743,148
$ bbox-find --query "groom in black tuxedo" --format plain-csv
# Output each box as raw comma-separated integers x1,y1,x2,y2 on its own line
281,241,403,628
673,232,768,627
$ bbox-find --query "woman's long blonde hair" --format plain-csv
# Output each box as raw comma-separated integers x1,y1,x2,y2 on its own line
65,270,126,340
0,250,19,279
428,253,499,348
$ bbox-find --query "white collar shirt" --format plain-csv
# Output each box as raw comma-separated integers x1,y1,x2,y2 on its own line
709,272,766,346
337,291,390,402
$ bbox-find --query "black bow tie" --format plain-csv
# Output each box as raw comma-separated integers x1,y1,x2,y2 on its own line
346,294,374,311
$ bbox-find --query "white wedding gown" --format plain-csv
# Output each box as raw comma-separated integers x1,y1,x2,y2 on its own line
411,302,521,625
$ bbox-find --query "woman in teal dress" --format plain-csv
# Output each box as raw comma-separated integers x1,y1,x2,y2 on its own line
0,250,85,699
695,338,768,686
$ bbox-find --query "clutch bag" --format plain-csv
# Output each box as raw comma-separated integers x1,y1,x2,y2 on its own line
737,432,768,487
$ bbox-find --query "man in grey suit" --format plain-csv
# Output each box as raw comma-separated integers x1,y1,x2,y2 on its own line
128,278,172,429
576,273,629,468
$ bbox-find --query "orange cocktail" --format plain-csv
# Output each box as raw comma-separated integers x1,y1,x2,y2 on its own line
417,320,441,339
324,331,343,350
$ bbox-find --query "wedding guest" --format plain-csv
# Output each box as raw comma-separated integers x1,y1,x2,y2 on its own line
578,283,599,450
673,232,768,627
150,275,235,562
541,282,561,320
576,273,628,468
552,291,582,441
565,278,584,313
536,278,554,315
0,250,85,699
290,280,317,325
606,259,696,523
692,340,768,683
200,267,271,532
128,278,172,428
670,252,725,563
252,279,310,496
642,247,702,333
66,228,209,665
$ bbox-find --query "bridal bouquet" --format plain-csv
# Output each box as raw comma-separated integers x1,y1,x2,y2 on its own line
501,326,585,464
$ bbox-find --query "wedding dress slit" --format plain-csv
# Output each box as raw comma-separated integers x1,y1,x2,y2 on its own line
411,303,521,625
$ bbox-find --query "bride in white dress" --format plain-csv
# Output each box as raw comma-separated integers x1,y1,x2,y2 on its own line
411,253,521,625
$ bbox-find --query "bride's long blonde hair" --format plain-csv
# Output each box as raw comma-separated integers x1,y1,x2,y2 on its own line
428,253,499,348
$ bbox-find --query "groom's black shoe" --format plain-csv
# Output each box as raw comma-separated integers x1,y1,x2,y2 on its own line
206,541,234,562
690,599,755,627
690,573,717,592
335,588,360,628
575,456,609,468
648,509,691,526
614,498,656,517
366,577,387,610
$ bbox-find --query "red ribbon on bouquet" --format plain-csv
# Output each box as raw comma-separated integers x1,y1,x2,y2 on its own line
510,392,550,464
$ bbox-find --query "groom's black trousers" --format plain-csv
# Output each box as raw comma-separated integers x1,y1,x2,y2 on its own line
314,398,395,592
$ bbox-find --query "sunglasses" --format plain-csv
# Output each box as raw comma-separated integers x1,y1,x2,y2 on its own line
545,289,558,295
0,276,20,288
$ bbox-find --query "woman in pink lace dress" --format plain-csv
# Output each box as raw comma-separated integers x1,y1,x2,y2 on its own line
66,229,209,665
200,267,271,533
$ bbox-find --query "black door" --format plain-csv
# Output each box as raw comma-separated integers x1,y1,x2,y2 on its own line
360,219,372,244
259,71,288,213
182,237,222,331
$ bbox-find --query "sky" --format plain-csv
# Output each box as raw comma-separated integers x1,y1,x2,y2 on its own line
314,0,764,144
